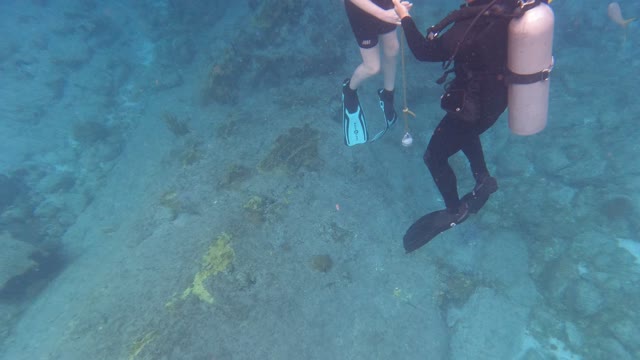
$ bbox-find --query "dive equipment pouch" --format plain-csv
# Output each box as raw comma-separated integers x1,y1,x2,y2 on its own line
440,88,479,123
440,89,465,114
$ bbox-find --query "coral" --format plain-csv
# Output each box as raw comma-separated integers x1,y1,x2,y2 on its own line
163,112,190,137
199,0,344,105
159,190,200,220
201,48,241,105
180,141,202,167
326,222,355,244
244,195,265,224
258,124,323,174
71,120,111,145
215,110,248,140
159,191,180,219
243,195,278,224
218,164,252,188
244,196,263,212
181,232,235,304
192,0,349,107
252,0,303,32
129,331,156,360
309,254,333,273
442,271,477,306
393,287,415,306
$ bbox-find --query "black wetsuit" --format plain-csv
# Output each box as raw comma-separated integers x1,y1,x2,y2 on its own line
345,0,396,49
401,0,513,211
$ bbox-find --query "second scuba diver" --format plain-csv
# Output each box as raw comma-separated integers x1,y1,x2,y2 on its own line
394,0,518,252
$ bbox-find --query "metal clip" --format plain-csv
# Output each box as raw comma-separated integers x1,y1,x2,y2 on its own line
518,0,536,9
542,56,555,81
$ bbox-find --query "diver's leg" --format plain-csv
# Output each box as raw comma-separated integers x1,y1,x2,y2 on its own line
376,29,399,126
460,125,498,213
343,46,380,115
349,46,381,90
379,29,399,92
344,0,382,91
461,135,490,182
463,91,506,181
424,114,467,211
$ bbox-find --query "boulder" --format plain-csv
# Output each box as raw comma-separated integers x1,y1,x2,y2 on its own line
0,233,38,293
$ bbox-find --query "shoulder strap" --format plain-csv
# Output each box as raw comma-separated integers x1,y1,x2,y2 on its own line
426,6,486,40
438,0,501,71
427,0,522,39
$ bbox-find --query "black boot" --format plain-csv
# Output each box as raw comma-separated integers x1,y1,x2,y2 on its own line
377,88,397,127
461,175,498,214
447,200,470,226
342,79,360,113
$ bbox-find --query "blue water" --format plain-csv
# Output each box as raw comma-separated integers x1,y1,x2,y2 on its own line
1,0,639,359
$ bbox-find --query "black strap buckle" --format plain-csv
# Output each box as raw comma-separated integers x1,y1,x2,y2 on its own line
540,68,551,81
506,57,554,84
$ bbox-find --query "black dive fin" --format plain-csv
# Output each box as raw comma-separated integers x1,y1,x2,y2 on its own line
404,177,498,253
403,210,456,253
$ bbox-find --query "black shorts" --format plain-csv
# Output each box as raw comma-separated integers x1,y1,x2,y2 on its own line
345,0,396,49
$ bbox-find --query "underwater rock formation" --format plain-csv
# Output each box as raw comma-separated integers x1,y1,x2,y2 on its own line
259,124,323,174
200,0,347,105
0,174,20,213
162,112,190,137
0,233,38,294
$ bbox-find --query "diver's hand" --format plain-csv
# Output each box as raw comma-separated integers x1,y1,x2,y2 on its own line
392,0,413,19
379,8,402,25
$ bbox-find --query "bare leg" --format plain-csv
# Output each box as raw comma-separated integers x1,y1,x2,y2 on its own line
379,29,399,91
348,45,381,90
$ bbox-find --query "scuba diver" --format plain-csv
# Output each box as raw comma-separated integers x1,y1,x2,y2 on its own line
341,0,409,146
393,0,554,252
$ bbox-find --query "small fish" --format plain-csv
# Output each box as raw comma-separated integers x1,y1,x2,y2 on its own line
608,2,637,29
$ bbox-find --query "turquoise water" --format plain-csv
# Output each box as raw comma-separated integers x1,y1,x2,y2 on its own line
0,0,638,359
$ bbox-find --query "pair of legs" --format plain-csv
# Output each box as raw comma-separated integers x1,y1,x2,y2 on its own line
347,30,399,93
424,86,507,212
424,115,493,211
342,28,399,145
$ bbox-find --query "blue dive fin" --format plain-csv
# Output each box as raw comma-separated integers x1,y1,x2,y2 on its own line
343,103,368,147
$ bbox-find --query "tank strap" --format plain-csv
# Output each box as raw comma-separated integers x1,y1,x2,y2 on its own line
505,57,554,84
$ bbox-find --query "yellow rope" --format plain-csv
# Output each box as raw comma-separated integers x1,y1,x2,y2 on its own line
399,28,415,133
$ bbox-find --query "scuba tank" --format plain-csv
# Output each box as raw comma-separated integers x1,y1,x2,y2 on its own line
428,0,554,135
506,0,554,135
